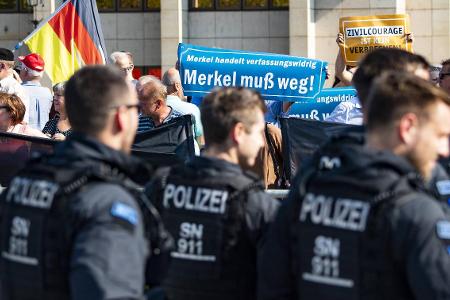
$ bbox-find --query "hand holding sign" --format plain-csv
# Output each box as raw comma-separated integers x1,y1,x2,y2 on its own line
339,14,413,66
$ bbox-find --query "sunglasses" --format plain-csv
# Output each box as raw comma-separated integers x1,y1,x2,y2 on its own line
120,65,134,73
439,72,450,80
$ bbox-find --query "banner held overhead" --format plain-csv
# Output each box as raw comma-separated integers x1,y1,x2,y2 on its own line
178,43,328,102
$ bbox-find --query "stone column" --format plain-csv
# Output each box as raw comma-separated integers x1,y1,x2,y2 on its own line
289,0,408,87
407,0,450,64
289,0,315,58
395,0,406,13
161,0,188,73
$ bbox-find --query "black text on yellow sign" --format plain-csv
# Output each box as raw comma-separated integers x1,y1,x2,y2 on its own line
339,14,413,66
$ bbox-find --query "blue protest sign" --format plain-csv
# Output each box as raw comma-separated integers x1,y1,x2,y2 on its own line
178,43,328,102
287,87,357,121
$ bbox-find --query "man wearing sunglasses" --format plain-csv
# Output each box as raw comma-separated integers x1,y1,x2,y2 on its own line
0,65,156,300
439,59,450,94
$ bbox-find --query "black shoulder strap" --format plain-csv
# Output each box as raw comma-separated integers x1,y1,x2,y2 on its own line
360,174,420,298
155,166,172,194
371,172,422,212
291,165,317,222
69,163,174,288
235,169,265,193
221,172,265,258
289,165,317,278
86,163,175,258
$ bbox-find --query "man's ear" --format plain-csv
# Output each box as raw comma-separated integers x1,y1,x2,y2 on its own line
398,112,419,146
155,99,163,110
113,106,127,133
230,122,246,145
175,82,184,98
175,82,183,92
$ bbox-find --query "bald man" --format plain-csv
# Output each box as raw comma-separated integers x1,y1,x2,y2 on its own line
162,68,204,146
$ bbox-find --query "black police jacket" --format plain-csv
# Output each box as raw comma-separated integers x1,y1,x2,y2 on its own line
145,156,280,300
0,133,150,300
258,133,450,300
435,157,450,205
323,126,450,204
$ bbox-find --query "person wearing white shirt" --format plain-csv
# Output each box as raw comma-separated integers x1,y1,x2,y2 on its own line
325,95,363,125
0,48,30,124
162,68,205,148
19,53,52,130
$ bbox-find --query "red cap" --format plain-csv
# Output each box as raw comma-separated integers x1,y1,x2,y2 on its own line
18,53,45,72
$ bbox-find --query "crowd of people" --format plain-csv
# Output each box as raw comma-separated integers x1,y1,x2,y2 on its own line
0,49,70,140
0,32,450,300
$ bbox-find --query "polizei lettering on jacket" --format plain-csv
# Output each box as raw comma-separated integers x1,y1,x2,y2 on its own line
6,177,59,209
299,193,370,231
163,184,228,214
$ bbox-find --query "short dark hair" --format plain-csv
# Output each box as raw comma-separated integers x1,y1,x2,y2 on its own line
0,48,14,62
441,59,450,68
353,48,430,107
366,71,450,132
65,65,130,135
201,87,266,145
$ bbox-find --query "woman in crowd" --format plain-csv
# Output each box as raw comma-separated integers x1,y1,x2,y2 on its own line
42,82,72,140
0,92,48,138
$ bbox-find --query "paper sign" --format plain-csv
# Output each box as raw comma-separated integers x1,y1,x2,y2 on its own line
339,14,412,66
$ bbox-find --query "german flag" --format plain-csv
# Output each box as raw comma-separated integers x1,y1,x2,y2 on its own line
17,0,107,84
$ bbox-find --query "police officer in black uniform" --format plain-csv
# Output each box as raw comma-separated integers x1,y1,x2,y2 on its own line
258,72,450,300
0,66,153,300
350,47,450,205
334,48,450,204
145,86,279,300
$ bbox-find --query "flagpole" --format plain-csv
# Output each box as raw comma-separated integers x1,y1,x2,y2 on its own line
12,0,71,52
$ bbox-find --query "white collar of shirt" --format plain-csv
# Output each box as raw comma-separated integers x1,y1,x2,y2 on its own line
0,75,22,91
166,95,182,102
22,81,41,87
0,75,14,85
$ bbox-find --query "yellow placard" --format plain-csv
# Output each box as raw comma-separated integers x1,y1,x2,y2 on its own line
339,14,412,66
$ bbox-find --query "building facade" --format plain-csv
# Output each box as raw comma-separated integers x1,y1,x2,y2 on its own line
0,0,448,86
